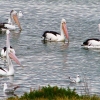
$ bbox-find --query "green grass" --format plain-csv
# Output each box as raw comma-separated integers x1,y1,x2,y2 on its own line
7,85,100,100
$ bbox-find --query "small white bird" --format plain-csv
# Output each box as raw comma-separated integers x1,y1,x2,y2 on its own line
3,83,19,94
18,11,23,18
68,75,81,83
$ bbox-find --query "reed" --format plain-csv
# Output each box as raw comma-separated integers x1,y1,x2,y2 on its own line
7,85,100,100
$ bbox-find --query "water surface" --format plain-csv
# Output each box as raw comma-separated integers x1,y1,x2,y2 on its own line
0,0,100,99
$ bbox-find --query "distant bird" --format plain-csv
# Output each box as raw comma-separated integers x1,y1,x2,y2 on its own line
3,83,19,94
0,10,22,31
18,11,23,18
68,75,81,83
42,18,69,42
0,30,21,76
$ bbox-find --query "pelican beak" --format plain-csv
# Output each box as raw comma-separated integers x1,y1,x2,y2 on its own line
8,52,22,67
13,14,22,30
62,22,69,42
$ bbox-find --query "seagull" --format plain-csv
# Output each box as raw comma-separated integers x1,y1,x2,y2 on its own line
68,75,81,83
18,11,23,18
3,83,19,94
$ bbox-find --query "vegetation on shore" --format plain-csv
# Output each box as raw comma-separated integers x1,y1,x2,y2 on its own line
7,85,100,100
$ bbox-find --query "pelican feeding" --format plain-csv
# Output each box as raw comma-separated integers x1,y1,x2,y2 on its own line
81,38,100,49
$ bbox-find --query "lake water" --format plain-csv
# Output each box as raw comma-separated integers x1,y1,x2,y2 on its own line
0,0,100,99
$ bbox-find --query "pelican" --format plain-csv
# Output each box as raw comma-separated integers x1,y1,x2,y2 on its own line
3,83,19,94
0,10,22,31
69,75,81,83
42,18,69,42
81,24,100,48
1,46,15,58
81,38,100,48
0,30,21,76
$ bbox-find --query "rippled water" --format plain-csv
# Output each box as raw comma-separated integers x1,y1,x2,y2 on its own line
0,0,100,99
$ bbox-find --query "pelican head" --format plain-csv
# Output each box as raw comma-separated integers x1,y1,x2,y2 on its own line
77,75,80,77
10,10,22,30
61,18,69,41
61,18,66,23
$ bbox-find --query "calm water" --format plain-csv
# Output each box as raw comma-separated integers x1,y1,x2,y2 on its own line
0,0,100,99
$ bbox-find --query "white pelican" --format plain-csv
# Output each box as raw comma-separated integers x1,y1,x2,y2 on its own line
81,38,100,49
0,10,22,31
69,75,81,83
42,18,69,42
1,46,15,58
0,30,21,76
3,83,19,94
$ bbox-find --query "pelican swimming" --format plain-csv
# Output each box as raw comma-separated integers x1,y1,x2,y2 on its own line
1,46,15,58
0,30,21,76
81,24,100,49
0,10,22,31
42,18,69,42
81,38,100,48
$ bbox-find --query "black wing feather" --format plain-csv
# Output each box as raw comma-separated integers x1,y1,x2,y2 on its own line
83,38,100,45
43,31,60,37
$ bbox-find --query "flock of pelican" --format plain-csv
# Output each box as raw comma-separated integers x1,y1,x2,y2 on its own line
0,10,22,95
42,19,100,49
0,9,100,95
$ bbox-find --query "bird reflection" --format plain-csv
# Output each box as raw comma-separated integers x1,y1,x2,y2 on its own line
41,40,47,44
0,30,6,34
41,40,69,48
3,82,18,98
10,30,21,39
61,42,69,49
2,76,19,98
8,76,14,83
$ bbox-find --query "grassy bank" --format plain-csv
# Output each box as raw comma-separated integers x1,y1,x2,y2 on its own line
7,85,100,100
